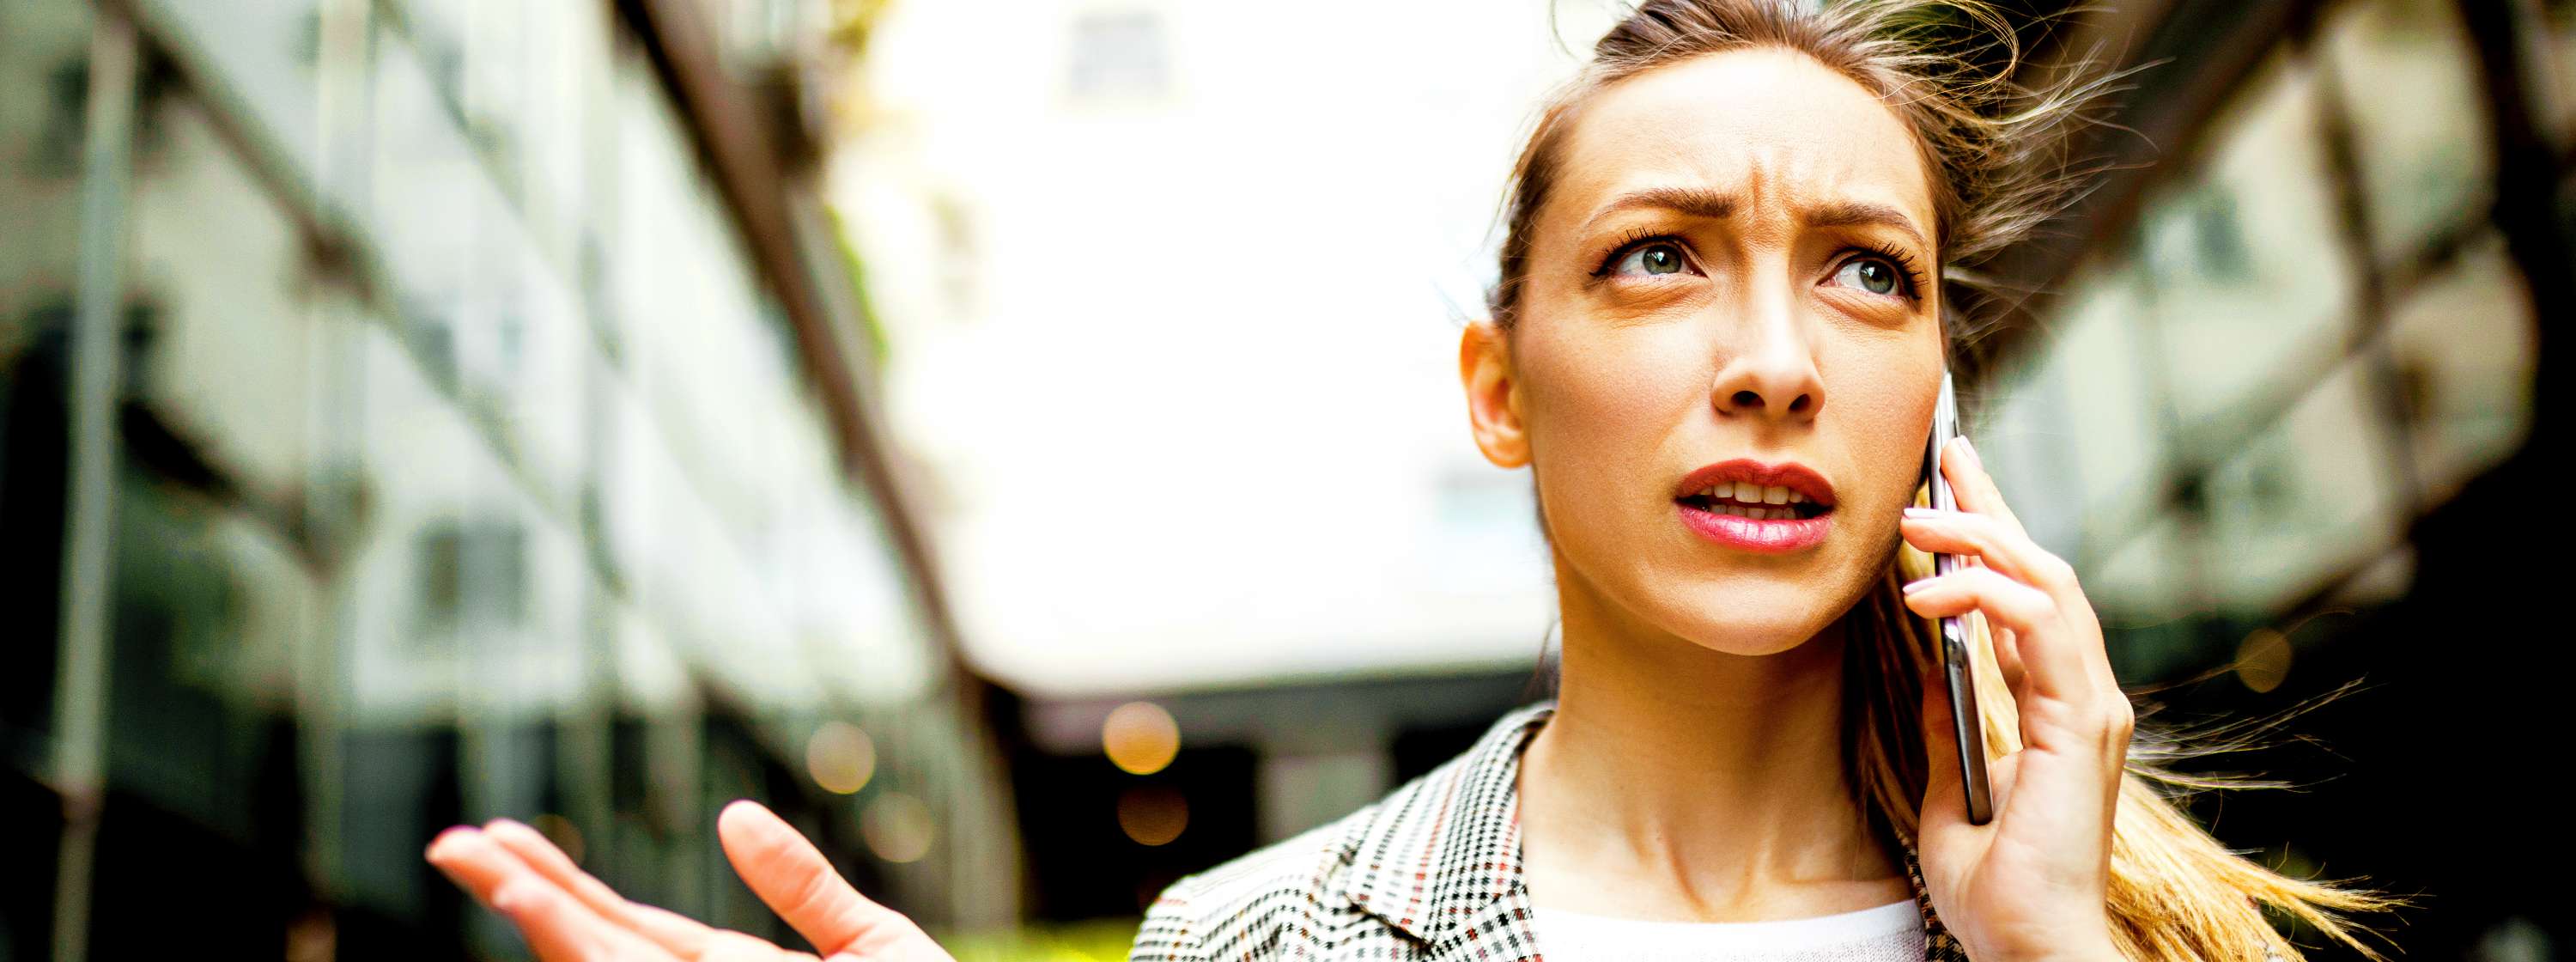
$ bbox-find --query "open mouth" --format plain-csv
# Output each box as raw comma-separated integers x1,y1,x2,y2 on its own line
1672,460,1836,551
1675,481,1832,521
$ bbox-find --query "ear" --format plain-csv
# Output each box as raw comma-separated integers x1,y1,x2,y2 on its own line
1459,320,1530,469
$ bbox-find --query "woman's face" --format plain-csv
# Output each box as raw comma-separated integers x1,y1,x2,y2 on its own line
1464,47,1944,656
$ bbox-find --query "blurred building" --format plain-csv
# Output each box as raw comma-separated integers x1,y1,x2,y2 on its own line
11,0,2576,959
1973,1,2573,955
2,1,1018,959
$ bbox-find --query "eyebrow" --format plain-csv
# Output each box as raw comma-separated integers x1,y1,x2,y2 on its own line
1580,189,1929,251
1580,187,1737,235
1804,199,1929,250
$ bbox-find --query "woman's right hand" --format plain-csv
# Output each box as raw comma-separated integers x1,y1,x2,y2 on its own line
425,799,955,961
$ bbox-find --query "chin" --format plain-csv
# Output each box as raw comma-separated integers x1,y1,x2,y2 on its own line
1643,573,1850,658
1649,551,1896,655
1555,516,1894,660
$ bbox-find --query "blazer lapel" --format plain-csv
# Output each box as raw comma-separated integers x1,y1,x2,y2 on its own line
1340,703,1552,959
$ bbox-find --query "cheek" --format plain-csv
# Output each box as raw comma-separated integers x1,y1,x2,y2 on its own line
1821,335,1943,508
1515,322,1706,466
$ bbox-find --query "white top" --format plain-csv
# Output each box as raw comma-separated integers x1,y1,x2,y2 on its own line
1533,899,1925,962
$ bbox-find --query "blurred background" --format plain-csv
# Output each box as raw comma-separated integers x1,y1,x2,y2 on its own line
1,0,2567,959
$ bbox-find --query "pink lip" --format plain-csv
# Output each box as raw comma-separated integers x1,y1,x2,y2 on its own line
1672,459,1837,505
1675,502,1833,552
1672,458,1838,553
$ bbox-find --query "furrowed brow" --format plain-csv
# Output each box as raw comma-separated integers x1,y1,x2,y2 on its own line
1804,200,1928,249
1579,187,1738,235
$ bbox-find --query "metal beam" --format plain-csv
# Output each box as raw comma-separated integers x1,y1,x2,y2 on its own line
50,7,138,960
613,0,984,717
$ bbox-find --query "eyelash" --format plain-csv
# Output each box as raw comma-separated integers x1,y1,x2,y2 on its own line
1589,228,1682,277
1844,241,1928,301
1589,233,1931,301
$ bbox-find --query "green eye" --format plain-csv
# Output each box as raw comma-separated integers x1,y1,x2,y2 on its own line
1614,242,1688,276
1834,257,1902,295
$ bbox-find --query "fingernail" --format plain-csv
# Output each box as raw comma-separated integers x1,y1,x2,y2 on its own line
1902,578,1931,594
1954,435,1981,466
1903,506,1940,519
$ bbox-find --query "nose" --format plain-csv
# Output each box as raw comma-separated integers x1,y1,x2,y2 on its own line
1709,290,1823,423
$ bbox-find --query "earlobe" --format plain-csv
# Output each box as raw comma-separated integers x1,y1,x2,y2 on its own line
1459,322,1531,469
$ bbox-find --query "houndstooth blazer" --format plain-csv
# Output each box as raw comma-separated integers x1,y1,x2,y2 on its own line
1129,701,1970,961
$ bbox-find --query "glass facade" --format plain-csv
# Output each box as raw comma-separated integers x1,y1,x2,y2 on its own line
1986,0,2539,677
1981,0,2566,953
3,1,1015,959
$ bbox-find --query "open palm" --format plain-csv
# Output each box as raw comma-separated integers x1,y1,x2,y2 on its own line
426,800,954,962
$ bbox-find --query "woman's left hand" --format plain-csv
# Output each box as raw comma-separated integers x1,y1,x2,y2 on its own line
1898,435,2131,962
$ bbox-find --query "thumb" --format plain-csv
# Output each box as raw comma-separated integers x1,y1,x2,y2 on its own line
715,800,942,959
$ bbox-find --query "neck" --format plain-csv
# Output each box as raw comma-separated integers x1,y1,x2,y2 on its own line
1516,557,1902,919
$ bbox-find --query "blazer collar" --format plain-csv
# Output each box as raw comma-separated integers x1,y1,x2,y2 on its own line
1333,701,1957,957
1336,702,1550,947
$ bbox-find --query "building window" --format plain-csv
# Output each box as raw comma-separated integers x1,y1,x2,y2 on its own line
1066,10,1170,102
415,518,528,639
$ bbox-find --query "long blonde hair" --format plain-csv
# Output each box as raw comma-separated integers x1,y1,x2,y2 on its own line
1493,2,2397,958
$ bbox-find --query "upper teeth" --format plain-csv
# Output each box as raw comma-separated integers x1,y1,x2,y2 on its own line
1699,483,1805,504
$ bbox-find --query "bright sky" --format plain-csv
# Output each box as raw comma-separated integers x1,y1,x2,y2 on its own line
835,1,1622,697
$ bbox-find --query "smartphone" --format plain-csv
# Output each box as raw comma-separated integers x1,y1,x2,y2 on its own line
1927,371,1994,825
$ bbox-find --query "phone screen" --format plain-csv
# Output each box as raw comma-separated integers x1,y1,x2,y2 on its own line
1929,371,1994,825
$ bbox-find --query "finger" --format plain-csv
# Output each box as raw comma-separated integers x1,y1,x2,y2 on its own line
1990,624,2028,701
1899,508,2077,596
489,875,613,962
431,828,661,962
484,819,721,956
501,874,689,962
1901,507,2112,691
1903,567,2087,702
1941,436,2028,540
715,800,934,959
428,826,543,910
1903,511,2113,695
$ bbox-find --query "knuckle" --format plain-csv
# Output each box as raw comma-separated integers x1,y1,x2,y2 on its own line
2028,551,2078,590
2042,606,2079,636
2099,702,2136,743
2014,584,2059,620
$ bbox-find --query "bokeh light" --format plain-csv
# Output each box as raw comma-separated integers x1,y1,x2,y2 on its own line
862,791,936,863
528,813,586,865
806,721,878,795
1102,701,1180,776
1116,785,1188,847
2234,628,2293,693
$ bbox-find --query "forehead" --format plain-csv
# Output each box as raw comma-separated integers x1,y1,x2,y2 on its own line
1548,47,1937,243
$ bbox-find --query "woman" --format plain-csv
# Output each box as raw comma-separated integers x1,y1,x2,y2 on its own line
427,1,2393,959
